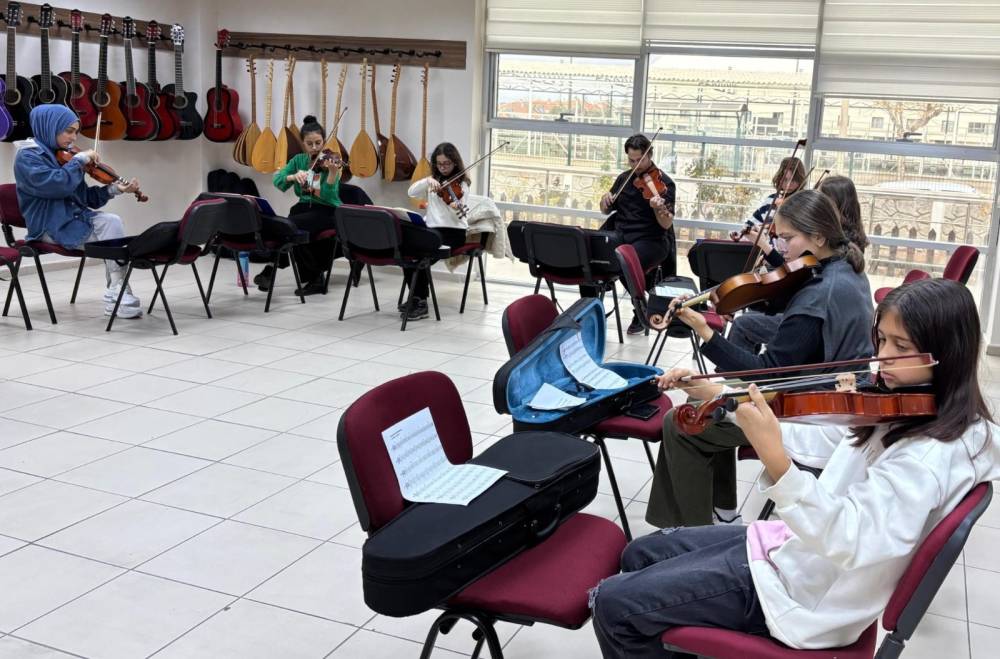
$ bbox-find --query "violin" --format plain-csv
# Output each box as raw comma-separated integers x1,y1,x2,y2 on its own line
670,355,938,435
55,146,149,202
436,179,468,220
649,254,820,330
302,149,343,196
633,167,668,201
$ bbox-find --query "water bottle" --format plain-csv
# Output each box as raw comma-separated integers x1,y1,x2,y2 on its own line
237,251,250,286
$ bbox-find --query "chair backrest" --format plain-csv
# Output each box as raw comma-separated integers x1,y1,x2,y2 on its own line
179,198,228,247
882,482,992,637
523,224,591,278
339,183,374,206
903,269,931,285
195,192,263,236
335,204,403,257
615,244,647,300
501,294,559,355
687,239,753,290
337,371,473,533
942,245,979,284
0,183,25,230
507,220,530,263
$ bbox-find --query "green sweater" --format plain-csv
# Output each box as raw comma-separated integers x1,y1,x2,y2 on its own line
272,153,342,207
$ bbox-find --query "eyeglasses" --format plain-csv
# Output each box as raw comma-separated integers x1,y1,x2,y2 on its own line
435,159,454,167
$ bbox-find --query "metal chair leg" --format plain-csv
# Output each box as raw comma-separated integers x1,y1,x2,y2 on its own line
401,268,421,332
643,441,657,472
459,252,475,314
205,250,222,303
289,251,306,305
595,436,632,541
338,261,358,321
533,277,541,294
477,253,488,306
367,263,379,311
69,255,86,303
150,265,178,335
236,253,249,296
610,285,624,344
105,263,134,332
147,263,169,314
31,253,57,324
6,260,31,330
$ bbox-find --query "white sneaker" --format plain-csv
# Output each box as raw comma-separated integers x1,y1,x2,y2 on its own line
712,510,744,526
103,285,141,308
105,302,142,319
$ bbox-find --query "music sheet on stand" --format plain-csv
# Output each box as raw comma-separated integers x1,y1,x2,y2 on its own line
382,408,506,506
559,333,627,390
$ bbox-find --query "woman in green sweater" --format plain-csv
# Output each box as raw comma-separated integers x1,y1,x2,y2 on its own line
266,115,342,296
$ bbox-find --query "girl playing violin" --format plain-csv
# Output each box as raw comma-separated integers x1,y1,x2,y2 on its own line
404,142,473,321
750,156,807,226
592,277,999,658
269,115,342,296
13,104,143,318
646,190,874,528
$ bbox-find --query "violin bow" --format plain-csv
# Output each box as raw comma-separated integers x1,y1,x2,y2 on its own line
742,138,806,271
93,111,103,155
440,141,510,189
681,353,935,383
609,127,662,204
812,168,831,189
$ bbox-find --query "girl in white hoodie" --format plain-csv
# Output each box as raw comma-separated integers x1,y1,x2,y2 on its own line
592,277,999,658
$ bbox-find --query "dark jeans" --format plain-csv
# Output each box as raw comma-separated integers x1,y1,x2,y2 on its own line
403,227,468,299
729,311,783,355
592,525,767,659
288,202,339,283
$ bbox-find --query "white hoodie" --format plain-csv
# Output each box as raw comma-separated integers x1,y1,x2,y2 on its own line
408,178,469,230
748,420,1000,649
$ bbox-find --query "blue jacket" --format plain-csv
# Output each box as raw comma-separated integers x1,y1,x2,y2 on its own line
13,140,112,248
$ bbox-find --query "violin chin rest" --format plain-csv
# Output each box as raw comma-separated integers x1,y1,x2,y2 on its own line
712,405,730,422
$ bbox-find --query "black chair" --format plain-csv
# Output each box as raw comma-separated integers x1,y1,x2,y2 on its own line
687,239,753,291
0,244,31,330
199,193,309,312
84,198,227,335
523,223,624,343
335,205,446,331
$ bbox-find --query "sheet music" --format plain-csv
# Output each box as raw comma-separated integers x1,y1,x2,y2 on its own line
654,284,695,298
381,408,506,506
528,383,587,410
559,333,627,390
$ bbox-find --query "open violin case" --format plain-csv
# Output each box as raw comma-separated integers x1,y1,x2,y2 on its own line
494,298,662,434
360,431,600,617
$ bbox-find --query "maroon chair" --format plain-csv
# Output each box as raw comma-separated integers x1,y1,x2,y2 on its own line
452,233,489,314
502,294,672,542
874,269,931,304
615,244,724,374
337,371,626,659
0,245,31,330
942,245,979,284
0,183,87,325
661,481,993,659
84,198,226,335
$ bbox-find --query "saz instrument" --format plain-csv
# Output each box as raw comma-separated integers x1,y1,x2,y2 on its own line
250,59,278,173
409,63,433,207
233,56,261,164
384,63,416,182
348,58,378,178
323,63,352,182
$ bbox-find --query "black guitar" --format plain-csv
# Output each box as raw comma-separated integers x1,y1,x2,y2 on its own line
162,24,202,140
1,2,35,141
30,3,70,108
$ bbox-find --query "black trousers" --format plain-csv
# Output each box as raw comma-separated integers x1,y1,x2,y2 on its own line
403,227,468,299
287,202,339,283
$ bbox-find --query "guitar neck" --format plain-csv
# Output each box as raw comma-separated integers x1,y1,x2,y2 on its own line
40,28,52,91
214,49,222,98
124,40,136,96
97,36,109,96
6,27,15,85
174,48,184,95
147,43,158,90
72,33,82,89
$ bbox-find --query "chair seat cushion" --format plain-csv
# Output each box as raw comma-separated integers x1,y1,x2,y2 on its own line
140,245,203,265
704,310,726,333
314,229,338,241
448,513,625,628
219,240,285,251
354,255,400,267
0,246,20,262
738,445,759,461
874,286,892,304
451,242,482,257
589,395,672,442
19,240,85,257
661,622,877,659
543,271,617,286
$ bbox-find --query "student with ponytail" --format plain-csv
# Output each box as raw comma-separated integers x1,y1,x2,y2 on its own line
593,278,999,658
267,115,342,296
646,189,875,528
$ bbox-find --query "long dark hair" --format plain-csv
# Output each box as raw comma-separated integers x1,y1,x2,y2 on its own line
772,156,807,193
819,175,869,252
775,189,865,273
430,142,469,185
300,115,325,140
852,278,992,448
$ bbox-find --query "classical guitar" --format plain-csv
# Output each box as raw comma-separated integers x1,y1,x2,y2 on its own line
409,63,433,207
58,9,97,131
323,62,352,181
384,63,416,182
144,21,179,140
80,14,126,141
250,59,278,173
119,17,159,141
1,2,35,141
163,24,203,140
348,59,378,178
203,29,243,142
30,4,70,108
0,76,11,141
232,56,260,164
370,63,388,173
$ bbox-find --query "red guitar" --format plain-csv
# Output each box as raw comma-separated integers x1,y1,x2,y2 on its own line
119,17,159,140
203,29,242,142
144,21,179,140
58,9,97,130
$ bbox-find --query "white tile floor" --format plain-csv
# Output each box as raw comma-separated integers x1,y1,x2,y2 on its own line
0,260,997,658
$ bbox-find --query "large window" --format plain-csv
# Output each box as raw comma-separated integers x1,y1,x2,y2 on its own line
819,97,1000,147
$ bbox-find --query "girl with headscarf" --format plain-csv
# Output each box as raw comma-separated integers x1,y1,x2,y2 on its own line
13,104,143,318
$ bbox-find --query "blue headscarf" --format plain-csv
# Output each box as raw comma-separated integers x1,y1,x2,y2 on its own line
28,104,79,153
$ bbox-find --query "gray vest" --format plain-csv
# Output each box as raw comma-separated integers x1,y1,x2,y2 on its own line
785,257,874,363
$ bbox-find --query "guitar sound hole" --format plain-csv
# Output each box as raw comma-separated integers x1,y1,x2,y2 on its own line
150,96,161,109
39,89,56,104
95,92,111,107
127,95,140,109
4,89,21,105
71,84,86,99
173,96,188,110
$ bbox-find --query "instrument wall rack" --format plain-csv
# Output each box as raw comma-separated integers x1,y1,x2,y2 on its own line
221,32,466,69
2,2,176,49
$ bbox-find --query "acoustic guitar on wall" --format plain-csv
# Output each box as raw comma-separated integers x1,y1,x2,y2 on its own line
163,24,203,140
2,2,35,141
30,4,70,109
119,17,159,141
58,9,96,132
80,14,126,141
348,58,378,178
144,21,180,140
204,29,243,142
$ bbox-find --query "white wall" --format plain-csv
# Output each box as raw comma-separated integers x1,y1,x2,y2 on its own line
0,0,478,231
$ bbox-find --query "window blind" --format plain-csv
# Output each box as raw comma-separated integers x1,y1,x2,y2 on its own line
485,0,644,55
643,1,821,48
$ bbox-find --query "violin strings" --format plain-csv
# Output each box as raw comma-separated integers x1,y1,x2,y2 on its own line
684,359,939,393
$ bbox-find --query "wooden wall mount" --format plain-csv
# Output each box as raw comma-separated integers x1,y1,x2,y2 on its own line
6,2,176,50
